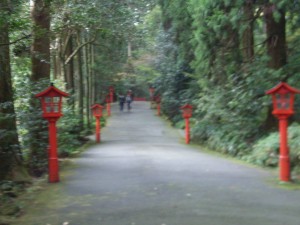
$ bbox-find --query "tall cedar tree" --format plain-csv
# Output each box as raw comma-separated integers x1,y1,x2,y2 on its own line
242,0,254,61
264,2,287,70
263,2,287,130
0,0,22,180
28,0,51,176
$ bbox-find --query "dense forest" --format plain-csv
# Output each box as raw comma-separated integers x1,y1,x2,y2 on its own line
1,0,300,215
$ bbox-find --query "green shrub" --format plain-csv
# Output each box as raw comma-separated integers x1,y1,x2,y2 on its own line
247,132,279,167
57,108,91,157
248,123,300,169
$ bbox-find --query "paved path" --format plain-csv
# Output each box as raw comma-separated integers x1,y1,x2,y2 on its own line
14,102,300,225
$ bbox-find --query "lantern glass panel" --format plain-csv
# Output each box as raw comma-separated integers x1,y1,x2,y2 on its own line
53,97,60,112
45,97,52,112
276,93,290,110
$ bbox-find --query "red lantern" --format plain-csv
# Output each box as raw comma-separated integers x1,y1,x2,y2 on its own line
109,86,114,93
35,84,69,118
35,84,69,183
106,94,111,104
154,95,161,104
266,82,300,182
181,104,193,119
91,104,103,143
149,87,155,99
266,82,300,116
91,104,103,118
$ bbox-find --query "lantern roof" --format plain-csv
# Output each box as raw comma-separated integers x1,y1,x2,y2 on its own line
181,104,193,110
35,84,69,98
91,104,103,109
266,82,300,95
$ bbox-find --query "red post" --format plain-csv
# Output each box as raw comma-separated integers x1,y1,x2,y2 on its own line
181,104,193,145
157,103,161,116
109,86,114,103
35,84,69,183
95,116,101,143
278,115,290,181
48,118,59,183
107,102,111,116
110,92,113,103
185,118,190,144
266,82,300,182
149,87,155,99
91,104,103,143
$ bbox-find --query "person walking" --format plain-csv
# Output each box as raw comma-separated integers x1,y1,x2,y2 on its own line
125,92,132,111
118,93,125,111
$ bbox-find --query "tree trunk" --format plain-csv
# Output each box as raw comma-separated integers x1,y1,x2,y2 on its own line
91,44,97,103
28,0,51,176
53,38,62,79
264,3,287,69
31,0,51,80
0,0,26,181
63,34,75,110
84,35,91,128
77,31,84,130
262,3,287,131
128,40,132,59
242,0,254,61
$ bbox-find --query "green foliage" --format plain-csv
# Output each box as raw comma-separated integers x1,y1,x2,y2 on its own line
4,0,300,183
149,3,196,123
247,132,279,167
248,123,300,170
57,109,83,157
184,0,300,158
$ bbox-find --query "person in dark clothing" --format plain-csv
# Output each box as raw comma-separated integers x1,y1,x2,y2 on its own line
125,92,132,111
118,93,125,111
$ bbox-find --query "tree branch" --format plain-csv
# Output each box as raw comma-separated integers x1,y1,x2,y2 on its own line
0,34,31,46
64,34,97,65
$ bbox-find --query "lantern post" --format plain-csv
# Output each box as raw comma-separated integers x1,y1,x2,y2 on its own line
181,104,193,144
155,95,161,116
109,86,114,103
266,82,300,182
35,83,69,183
91,104,103,143
149,87,155,109
106,95,111,116
149,87,155,100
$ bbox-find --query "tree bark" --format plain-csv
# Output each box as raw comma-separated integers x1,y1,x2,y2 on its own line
84,35,91,128
76,31,84,130
91,44,96,104
0,0,25,180
63,34,75,110
28,0,51,176
242,0,254,61
262,3,287,131
264,3,287,69
31,0,51,80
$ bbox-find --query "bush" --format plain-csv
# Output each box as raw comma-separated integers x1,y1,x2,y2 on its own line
57,108,88,157
248,123,300,169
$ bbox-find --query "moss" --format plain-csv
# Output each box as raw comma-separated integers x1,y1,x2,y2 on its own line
267,177,300,190
0,197,21,216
